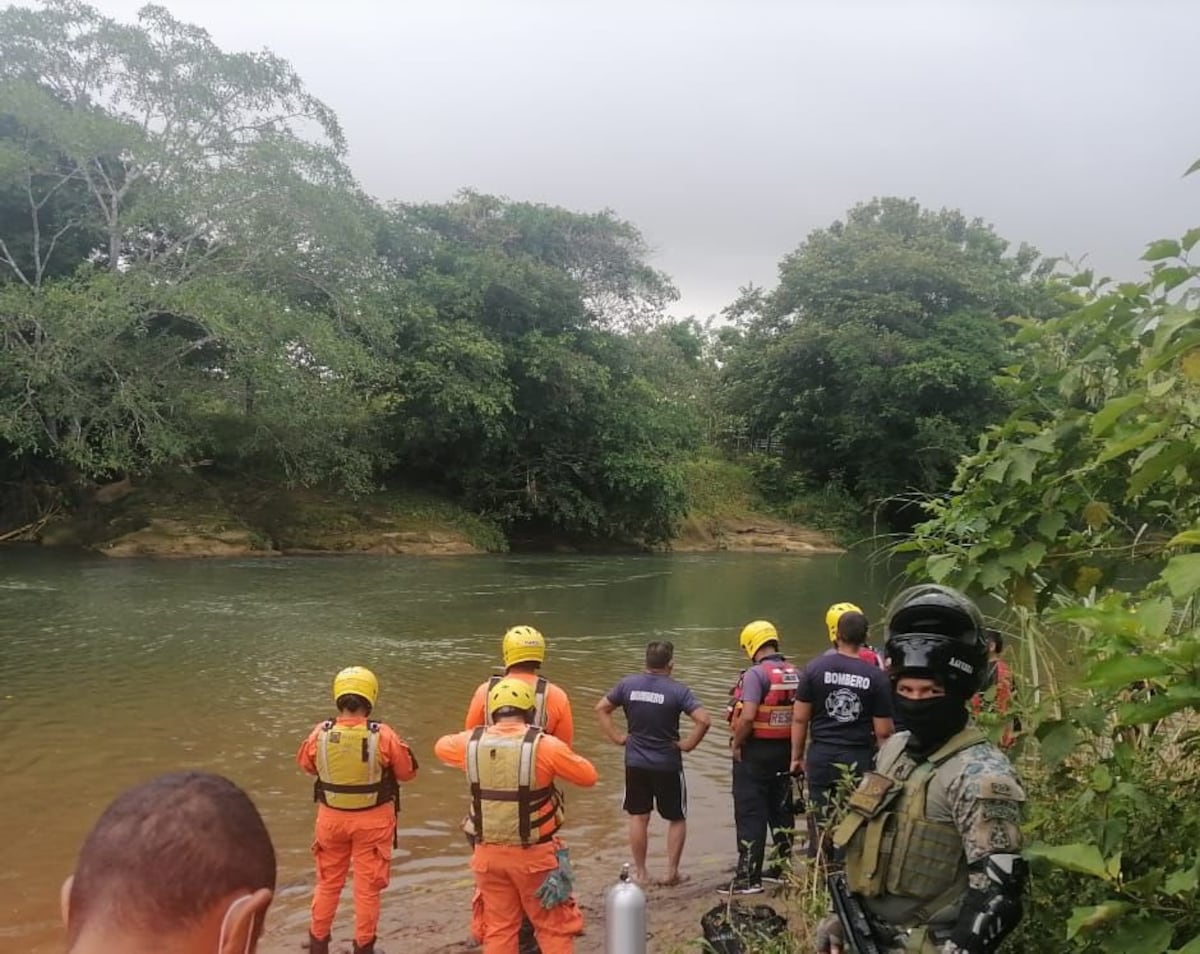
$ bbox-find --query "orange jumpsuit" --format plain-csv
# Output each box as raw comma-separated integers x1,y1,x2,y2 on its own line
436,723,597,954
297,716,418,946
465,672,575,943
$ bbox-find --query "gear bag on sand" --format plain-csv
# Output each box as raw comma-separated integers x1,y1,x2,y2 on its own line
700,902,787,954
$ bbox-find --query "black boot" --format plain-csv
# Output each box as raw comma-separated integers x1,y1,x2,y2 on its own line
352,939,379,954
306,935,331,954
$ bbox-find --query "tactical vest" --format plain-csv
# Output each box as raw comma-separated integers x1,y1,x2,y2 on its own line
466,725,564,846
485,674,549,729
728,658,800,740
833,727,987,926
314,720,399,812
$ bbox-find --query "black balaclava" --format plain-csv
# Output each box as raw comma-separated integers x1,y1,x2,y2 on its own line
896,692,969,755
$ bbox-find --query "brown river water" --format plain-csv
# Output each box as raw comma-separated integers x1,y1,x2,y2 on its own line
0,548,899,952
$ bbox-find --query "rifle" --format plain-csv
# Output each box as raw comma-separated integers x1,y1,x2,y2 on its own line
827,872,881,954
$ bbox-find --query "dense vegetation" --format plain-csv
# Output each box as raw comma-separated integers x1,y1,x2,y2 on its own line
0,0,1134,553
901,178,1200,951
0,1,714,544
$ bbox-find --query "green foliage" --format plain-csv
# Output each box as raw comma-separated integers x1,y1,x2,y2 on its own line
376,196,695,543
899,163,1200,951
719,197,1058,521
681,456,759,519
0,3,705,545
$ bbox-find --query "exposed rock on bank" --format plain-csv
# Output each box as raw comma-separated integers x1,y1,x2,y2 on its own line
34,474,499,558
671,514,843,554
23,473,842,558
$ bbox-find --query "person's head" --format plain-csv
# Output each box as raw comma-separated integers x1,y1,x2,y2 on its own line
488,676,538,723
333,666,378,716
825,602,864,643
502,624,545,673
985,628,1004,658
63,771,276,954
884,584,986,748
835,611,869,649
739,619,780,661
645,640,674,672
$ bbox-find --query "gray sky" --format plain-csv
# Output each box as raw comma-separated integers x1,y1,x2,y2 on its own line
85,0,1199,318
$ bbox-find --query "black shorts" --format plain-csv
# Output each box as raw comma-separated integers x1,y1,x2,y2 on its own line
623,765,687,821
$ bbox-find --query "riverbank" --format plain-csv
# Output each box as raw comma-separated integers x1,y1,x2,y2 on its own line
255,811,814,954
9,470,844,558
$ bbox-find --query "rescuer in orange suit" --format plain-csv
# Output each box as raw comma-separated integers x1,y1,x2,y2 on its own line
297,666,418,954
464,625,575,743
464,625,575,950
437,678,598,954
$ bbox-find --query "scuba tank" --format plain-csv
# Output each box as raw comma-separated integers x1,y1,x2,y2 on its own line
605,863,646,954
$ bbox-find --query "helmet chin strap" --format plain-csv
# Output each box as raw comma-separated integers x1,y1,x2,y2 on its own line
215,894,256,954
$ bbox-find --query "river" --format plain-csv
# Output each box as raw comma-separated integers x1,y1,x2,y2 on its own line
0,548,898,952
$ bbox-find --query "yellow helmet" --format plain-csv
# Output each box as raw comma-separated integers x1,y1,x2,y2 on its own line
488,677,537,716
826,602,864,643
502,625,546,667
333,666,379,707
739,620,779,659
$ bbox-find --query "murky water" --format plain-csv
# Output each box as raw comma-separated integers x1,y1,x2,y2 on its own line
0,548,898,951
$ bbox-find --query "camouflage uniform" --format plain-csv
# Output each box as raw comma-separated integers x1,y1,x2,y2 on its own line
820,727,1025,954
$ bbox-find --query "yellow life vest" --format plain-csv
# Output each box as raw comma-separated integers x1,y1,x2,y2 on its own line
833,727,986,925
485,674,549,728
466,725,563,846
314,720,398,812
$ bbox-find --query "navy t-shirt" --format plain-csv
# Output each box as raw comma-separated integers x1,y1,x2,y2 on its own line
606,672,702,771
797,652,893,749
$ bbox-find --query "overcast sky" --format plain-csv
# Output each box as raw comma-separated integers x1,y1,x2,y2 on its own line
82,0,1199,319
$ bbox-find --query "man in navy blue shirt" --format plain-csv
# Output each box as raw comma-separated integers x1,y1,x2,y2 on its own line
791,610,893,859
597,641,712,885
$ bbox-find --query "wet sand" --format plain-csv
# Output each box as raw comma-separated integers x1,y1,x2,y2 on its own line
256,797,808,954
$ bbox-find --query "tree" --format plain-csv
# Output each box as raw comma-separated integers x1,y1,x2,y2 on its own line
720,197,1056,518
0,0,347,285
376,195,694,541
0,1,387,492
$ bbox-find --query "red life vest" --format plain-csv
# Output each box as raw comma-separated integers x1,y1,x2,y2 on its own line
728,657,801,740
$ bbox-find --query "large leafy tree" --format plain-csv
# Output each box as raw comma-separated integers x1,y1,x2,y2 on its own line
0,1,386,491
377,195,694,542
721,198,1056,515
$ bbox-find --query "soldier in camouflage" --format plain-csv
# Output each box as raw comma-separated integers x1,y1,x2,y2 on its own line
816,585,1027,954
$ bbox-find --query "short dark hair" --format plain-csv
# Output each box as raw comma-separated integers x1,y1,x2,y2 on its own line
985,628,1004,653
837,611,869,647
336,693,371,714
646,640,674,669
68,772,276,943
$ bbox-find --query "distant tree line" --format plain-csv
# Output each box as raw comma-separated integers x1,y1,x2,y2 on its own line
0,1,1065,541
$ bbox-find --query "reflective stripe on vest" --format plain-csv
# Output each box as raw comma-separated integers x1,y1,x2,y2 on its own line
834,727,986,922
314,720,398,812
466,725,563,846
485,674,549,729
727,659,800,740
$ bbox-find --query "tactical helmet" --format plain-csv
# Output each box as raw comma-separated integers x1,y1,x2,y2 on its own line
488,676,537,716
502,625,546,668
739,620,780,659
825,602,864,643
333,666,379,708
883,584,987,697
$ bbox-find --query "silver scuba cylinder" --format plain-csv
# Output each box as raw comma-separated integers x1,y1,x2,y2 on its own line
605,862,647,954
